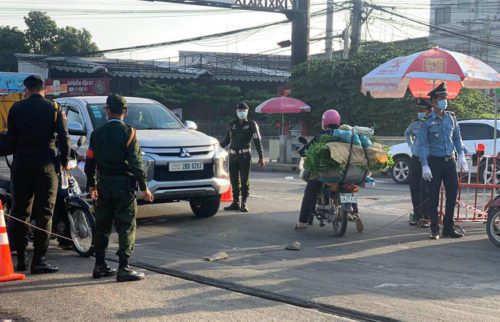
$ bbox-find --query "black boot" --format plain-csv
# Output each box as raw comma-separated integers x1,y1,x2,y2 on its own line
224,201,240,211
442,227,464,238
31,257,59,274
16,251,27,272
240,197,249,213
93,262,117,278
116,257,144,282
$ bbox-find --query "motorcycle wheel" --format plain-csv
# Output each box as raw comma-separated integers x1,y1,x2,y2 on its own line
486,207,500,248
68,205,95,257
332,194,348,237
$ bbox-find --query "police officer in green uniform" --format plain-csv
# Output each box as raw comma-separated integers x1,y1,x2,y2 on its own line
220,102,265,212
85,94,154,282
8,75,71,274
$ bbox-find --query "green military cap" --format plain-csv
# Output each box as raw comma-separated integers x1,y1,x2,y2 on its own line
428,82,448,99
415,98,432,109
236,102,249,110
106,94,127,113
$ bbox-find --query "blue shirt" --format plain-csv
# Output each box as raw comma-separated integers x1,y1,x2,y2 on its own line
417,110,464,166
404,120,424,157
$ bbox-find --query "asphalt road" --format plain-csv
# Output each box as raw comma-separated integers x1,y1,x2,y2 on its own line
2,172,500,321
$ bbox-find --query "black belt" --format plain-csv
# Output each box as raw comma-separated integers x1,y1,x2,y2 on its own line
430,155,455,162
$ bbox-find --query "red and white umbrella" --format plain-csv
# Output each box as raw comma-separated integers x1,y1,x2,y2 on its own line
255,96,311,114
255,96,311,135
361,47,500,99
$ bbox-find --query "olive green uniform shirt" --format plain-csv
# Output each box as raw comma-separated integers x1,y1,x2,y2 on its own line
85,119,147,191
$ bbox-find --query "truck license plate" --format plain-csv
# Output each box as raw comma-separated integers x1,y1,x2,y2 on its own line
340,193,357,204
169,161,204,172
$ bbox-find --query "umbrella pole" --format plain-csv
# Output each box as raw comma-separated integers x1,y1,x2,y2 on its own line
281,113,284,136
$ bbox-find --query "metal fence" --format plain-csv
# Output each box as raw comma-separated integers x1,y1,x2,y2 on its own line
195,120,281,138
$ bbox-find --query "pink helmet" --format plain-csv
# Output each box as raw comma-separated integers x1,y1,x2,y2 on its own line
321,109,341,129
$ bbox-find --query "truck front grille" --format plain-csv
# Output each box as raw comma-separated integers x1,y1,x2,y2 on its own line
154,163,214,181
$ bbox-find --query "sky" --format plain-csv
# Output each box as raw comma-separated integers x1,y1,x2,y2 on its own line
0,0,431,61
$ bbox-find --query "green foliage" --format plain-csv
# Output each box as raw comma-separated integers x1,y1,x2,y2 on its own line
135,80,275,121
0,26,29,71
451,88,495,120
56,26,98,55
289,43,495,136
0,11,99,71
24,11,58,54
304,143,340,177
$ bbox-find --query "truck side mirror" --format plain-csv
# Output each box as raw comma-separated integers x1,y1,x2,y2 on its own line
68,122,86,136
184,120,198,130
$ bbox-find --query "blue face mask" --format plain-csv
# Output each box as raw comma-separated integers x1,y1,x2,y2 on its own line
437,99,448,110
237,111,248,120
417,112,427,120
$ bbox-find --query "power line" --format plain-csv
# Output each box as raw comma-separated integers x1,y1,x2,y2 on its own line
78,5,351,56
365,2,500,49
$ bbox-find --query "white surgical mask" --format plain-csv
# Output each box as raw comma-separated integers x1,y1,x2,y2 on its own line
237,111,248,120
417,112,427,120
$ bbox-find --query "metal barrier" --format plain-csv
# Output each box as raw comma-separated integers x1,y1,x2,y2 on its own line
439,155,499,224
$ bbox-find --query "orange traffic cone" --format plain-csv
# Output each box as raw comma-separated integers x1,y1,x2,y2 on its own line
0,200,25,282
220,183,234,203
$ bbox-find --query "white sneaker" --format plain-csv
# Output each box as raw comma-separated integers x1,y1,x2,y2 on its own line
294,222,308,230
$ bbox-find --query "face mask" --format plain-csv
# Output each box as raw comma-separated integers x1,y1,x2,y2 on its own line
437,99,448,110
237,111,248,120
417,112,427,120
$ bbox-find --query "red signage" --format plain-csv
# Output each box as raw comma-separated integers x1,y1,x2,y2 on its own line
46,78,110,97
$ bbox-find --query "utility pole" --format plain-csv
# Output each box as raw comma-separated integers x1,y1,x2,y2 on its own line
325,0,334,59
349,0,362,57
290,0,310,66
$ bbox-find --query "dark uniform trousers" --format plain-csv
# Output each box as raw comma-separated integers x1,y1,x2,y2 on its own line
427,157,459,232
94,175,137,259
229,152,252,200
409,156,429,221
12,160,58,258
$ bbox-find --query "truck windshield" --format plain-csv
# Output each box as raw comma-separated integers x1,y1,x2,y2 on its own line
87,103,184,130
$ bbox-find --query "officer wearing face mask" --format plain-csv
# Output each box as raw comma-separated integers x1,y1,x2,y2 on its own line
220,102,265,212
416,82,468,240
404,98,432,227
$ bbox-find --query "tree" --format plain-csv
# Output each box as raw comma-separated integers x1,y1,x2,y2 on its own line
0,11,99,71
56,26,99,55
24,11,58,54
134,81,275,121
0,26,29,71
288,44,495,136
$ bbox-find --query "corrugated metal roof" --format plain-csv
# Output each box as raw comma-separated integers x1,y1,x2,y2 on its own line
16,54,289,83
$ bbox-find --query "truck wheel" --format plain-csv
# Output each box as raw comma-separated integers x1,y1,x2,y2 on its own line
391,156,411,184
190,196,221,217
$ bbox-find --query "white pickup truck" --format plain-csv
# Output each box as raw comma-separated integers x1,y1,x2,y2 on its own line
389,119,500,184
56,96,230,218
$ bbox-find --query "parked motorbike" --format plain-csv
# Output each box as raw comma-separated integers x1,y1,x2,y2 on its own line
486,195,500,248
298,137,363,237
0,136,95,257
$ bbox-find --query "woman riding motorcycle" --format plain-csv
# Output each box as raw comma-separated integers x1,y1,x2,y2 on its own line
295,109,359,229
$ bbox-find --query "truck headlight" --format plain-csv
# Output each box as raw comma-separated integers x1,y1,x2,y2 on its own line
213,145,228,178
142,155,155,181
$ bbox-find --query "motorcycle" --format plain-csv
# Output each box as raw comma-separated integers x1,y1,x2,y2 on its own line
0,136,95,257
298,136,364,237
486,194,500,248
